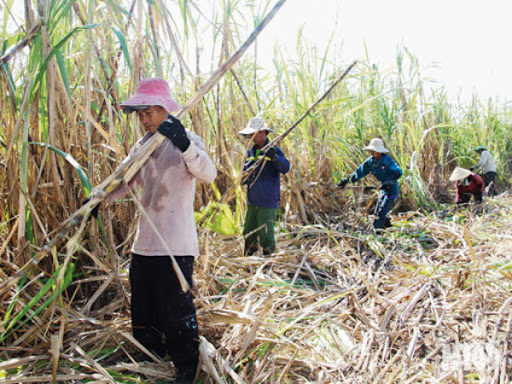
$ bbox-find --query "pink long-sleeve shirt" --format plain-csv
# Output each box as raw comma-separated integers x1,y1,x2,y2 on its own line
105,130,217,256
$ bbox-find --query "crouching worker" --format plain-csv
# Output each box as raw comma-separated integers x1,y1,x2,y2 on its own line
90,78,217,383
338,138,402,230
239,117,290,256
450,167,484,206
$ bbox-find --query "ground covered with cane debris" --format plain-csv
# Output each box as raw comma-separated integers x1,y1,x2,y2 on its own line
1,193,510,383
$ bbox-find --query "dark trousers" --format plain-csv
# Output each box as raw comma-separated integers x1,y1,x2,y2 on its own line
129,254,198,375
373,192,397,229
483,171,496,196
243,205,277,255
458,192,483,205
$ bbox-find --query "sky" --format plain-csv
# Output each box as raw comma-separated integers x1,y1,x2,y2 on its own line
256,0,512,103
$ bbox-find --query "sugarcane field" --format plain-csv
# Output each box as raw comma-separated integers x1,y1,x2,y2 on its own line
1,1,512,383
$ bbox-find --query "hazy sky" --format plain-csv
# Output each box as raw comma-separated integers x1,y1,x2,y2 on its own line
7,0,510,103
257,0,512,102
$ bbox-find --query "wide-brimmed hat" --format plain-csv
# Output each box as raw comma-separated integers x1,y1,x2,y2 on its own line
362,138,389,153
238,116,274,135
474,145,486,152
121,77,181,114
449,167,472,182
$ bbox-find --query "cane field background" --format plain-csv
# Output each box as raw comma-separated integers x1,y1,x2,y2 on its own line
1,0,511,383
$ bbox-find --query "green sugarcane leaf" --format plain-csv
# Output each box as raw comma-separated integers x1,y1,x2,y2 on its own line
2,275,28,328
195,201,237,236
48,0,78,32
29,142,92,196
1,264,74,341
1,32,24,50
111,27,132,74
31,24,99,103
55,50,72,103
314,97,353,111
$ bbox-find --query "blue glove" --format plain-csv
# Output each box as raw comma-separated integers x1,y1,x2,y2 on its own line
157,115,190,152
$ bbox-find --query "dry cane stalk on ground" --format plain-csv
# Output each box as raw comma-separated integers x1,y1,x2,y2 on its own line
0,191,511,383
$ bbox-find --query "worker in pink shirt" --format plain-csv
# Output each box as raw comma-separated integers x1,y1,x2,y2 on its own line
92,77,216,383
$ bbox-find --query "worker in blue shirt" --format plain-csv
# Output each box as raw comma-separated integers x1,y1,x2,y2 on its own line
339,138,402,230
239,117,290,255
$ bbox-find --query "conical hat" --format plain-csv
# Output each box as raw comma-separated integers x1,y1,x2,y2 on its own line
449,167,472,182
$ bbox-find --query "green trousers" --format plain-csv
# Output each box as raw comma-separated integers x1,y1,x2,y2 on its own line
243,205,277,255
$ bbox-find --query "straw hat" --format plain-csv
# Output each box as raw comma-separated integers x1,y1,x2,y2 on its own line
121,77,181,114
449,167,472,182
474,145,486,152
238,117,274,135
362,138,389,153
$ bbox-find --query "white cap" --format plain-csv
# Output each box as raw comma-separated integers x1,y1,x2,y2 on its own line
362,138,389,153
238,117,274,135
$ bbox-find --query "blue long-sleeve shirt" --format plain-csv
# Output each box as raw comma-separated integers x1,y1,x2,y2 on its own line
243,140,290,208
348,154,402,196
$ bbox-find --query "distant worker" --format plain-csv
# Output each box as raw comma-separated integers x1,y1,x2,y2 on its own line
470,145,497,196
338,138,402,230
239,117,290,256
450,167,484,206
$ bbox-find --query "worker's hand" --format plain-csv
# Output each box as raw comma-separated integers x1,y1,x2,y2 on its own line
469,167,474,171
338,178,349,189
157,115,191,152
380,182,392,192
82,197,100,220
264,147,276,160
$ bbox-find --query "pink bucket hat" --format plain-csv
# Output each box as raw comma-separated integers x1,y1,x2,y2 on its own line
121,77,181,113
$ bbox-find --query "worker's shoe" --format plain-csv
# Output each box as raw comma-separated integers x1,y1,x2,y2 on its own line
244,246,258,256
262,246,275,256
